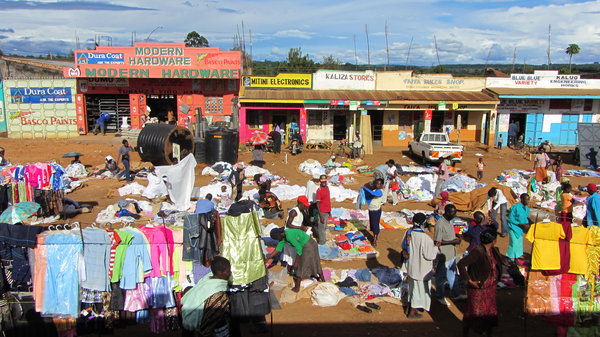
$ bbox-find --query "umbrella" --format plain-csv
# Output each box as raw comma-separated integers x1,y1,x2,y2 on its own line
250,131,269,145
63,152,84,158
0,202,41,224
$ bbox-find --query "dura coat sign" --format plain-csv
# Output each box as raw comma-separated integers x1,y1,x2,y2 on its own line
10,87,72,103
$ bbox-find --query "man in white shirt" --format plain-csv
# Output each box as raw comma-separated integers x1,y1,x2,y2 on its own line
487,187,508,237
305,173,320,203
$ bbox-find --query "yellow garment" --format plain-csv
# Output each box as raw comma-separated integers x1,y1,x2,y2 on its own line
569,226,590,275
525,222,566,270
586,226,600,281
561,193,573,213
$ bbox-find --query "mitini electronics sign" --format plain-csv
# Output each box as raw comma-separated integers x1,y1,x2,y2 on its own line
242,73,312,89
10,87,72,103
63,43,242,79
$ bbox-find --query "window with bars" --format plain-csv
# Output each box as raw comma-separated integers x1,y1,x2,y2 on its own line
205,96,224,114
308,111,324,128
246,110,263,129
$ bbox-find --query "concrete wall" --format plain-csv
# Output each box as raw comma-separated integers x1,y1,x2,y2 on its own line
3,78,78,139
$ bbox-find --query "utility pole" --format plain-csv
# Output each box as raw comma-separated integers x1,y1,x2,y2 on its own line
511,47,517,73
365,24,371,68
434,35,441,69
384,20,390,71
547,24,552,70
353,34,358,68
405,36,413,70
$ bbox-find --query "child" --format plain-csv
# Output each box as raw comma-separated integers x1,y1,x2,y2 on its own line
476,157,486,182
553,155,564,182
218,185,230,201
560,183,574,224
497,134,503,150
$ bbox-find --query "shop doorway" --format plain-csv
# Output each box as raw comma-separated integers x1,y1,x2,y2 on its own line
333,114,347,140
509,113,526,142
431,111,445,132
368,110,383,143
85,94,129,133
147,95,177,124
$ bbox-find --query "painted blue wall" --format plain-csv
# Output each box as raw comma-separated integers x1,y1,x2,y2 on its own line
0,80,6,133
495,113,594,147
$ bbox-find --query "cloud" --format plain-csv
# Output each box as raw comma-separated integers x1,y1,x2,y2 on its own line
182,1,193,7
0,28,14,33
273,29,313,39
0,1,155,11
0,35,8,40
217,7,242,13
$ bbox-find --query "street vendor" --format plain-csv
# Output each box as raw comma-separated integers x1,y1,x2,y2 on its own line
258,182,283,219
0,148,8,166
507,193,531,261
267,227,324,293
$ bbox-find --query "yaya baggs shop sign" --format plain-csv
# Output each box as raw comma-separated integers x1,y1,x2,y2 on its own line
63,43,242,79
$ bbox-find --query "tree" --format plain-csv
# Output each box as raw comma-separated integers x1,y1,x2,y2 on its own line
283,47,316,73
184,31,209,47
320,55,342,70
565,43,580,73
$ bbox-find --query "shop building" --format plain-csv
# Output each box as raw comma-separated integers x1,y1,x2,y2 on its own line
2,78,78,138
62,43,241,133
240,70,388,144
487,70,600,146
375,71,499,147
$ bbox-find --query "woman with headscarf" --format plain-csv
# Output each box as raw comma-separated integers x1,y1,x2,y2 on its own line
266,226,323,292
458,229,505,337
405,213,439,319
434,191,452,219
258,179,283,219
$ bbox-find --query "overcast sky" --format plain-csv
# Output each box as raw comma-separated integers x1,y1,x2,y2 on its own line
0,0,599,66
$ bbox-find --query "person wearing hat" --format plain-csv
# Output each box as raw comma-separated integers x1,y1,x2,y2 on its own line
0,147,8,166
266,226,324,293
104,155,120,176
315,174,331,245
229,163,245,202
585,183,600,227
405,213,439,319
286,196,309,230
305,173,320,204
325,155,337,168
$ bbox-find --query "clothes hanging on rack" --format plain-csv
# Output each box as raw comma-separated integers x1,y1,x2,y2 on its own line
182,212,219,264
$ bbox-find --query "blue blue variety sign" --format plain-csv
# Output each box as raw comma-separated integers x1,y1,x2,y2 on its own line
10,87,73,103
76,52,125,65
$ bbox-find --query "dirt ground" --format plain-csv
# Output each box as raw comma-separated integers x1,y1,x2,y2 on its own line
3,134,599,337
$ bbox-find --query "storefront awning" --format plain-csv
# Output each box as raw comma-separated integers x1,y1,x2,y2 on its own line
239,88,498,104
488,87,600,99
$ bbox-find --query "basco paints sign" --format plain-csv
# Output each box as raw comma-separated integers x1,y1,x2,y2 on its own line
10,87,73,103
64,43,242,79
9,111,76,126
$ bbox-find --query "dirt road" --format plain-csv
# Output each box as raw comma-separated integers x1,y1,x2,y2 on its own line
3,135,597,337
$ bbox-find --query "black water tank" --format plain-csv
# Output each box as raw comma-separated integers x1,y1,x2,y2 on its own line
137,124,195,166
205,127,238,164
194,139,206,164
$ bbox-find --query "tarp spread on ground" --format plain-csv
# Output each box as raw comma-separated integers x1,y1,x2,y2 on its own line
243,184,358,202
298,159,356,177
273,267,406,308
431,183,518,212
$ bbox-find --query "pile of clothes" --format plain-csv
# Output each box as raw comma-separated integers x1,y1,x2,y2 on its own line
329,231,376,259
243,184,358,202
401,174,436,201
298,159,355,177
441,173,485,193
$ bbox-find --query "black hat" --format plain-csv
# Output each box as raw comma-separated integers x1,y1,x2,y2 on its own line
269,227,285,241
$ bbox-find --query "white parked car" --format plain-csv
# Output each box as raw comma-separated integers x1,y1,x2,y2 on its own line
408,132,464,163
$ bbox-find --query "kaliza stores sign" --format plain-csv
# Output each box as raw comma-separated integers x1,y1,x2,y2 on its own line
64,43,242,79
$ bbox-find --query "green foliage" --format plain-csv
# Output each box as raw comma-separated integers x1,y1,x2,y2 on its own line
566,43,581,73
184,31,209,47
320,55,342,70
281,47,316,73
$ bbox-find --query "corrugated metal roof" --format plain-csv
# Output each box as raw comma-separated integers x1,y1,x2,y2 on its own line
489,87,600,96
240,89,498,102
1,56,74,71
